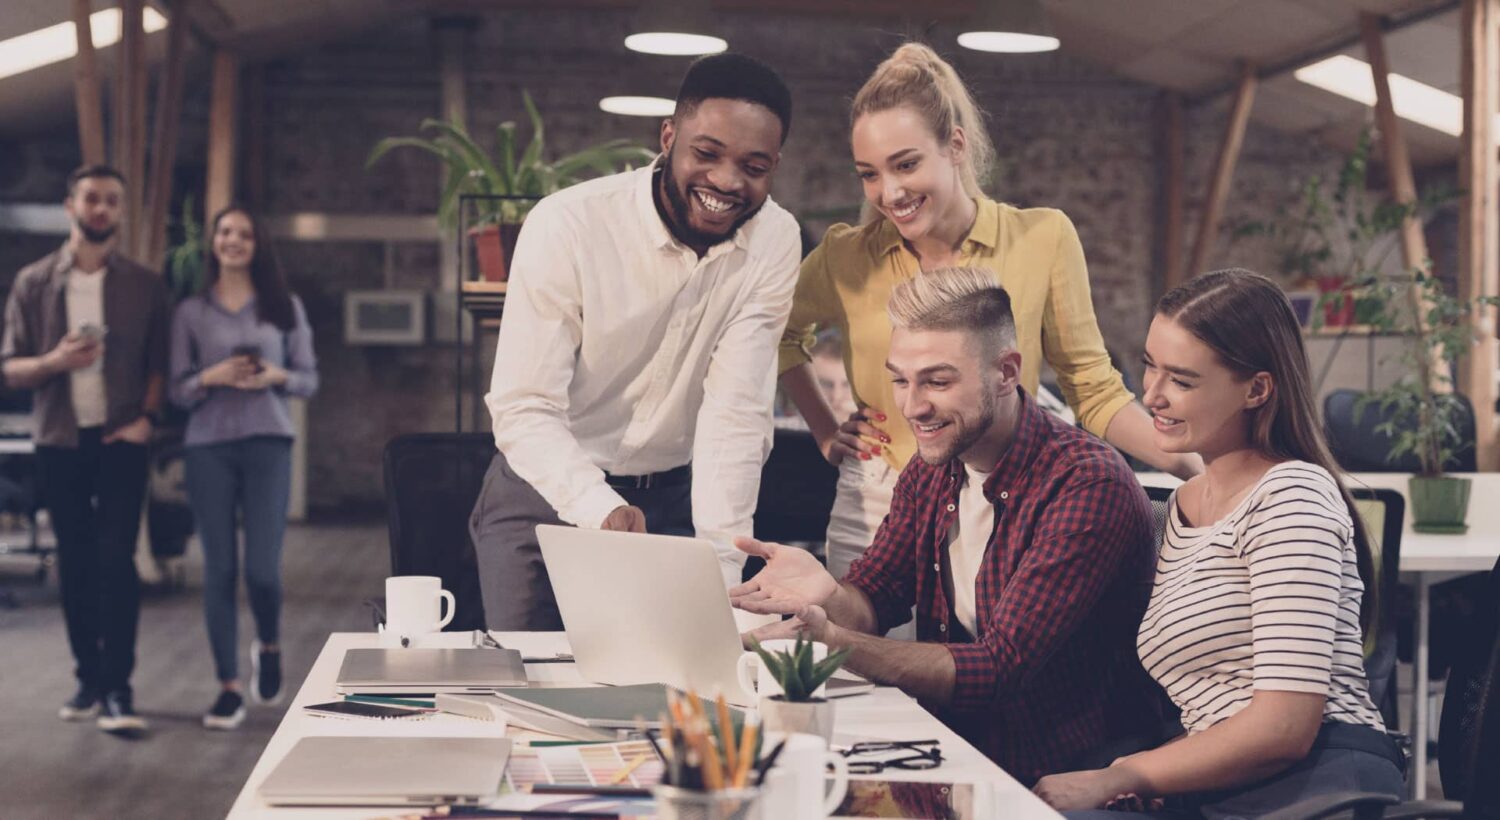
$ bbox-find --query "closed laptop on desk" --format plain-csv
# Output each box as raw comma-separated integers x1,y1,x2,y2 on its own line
259,736,510,806
336,648,527,694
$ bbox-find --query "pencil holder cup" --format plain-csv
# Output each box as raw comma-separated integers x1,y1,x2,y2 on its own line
652,784,761,820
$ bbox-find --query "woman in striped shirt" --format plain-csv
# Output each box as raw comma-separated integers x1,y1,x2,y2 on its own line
1034,269,1403,816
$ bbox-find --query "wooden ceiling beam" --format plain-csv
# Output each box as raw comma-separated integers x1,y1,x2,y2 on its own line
71,0,107,166
1186,63,1257,281
1457,0,1499,469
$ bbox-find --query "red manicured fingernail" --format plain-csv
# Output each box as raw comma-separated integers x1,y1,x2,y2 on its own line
876,413,887,421
872,446,881,454
859,453,871,460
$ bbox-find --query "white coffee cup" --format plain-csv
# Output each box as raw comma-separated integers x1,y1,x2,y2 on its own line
380,576,454,648
756,732,848,820
737,639,830,701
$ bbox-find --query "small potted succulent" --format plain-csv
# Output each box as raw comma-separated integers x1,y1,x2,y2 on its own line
748,636,850,743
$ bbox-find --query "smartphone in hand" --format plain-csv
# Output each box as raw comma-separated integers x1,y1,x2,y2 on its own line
230,344,265,374
77,323,108,344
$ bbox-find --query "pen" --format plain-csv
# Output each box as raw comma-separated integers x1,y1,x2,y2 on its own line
525,783,653,797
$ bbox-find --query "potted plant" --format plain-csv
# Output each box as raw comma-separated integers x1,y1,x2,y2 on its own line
366,91,655,282
1354,270,1498,532
748,636,850,743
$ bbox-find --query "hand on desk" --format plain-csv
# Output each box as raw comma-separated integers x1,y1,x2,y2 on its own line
601,505,646,533
729,536,837,615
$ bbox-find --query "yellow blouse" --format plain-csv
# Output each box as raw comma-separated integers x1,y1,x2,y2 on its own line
778,198,1135,471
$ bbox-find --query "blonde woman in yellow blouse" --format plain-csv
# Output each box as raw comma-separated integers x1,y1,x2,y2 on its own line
780,43,1201,580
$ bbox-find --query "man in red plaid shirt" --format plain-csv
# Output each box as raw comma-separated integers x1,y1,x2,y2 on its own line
732,267,1163,784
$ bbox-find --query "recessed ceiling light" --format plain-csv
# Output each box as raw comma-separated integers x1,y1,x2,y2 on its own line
599,96,677,118
958,0,1059,54
624,32,727,57
0,7,169,81
1295,54,1500,141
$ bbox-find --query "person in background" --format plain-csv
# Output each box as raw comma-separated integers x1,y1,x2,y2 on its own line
472,53,801,630
169,205,318,730
1034,269,1402,817
778,42,1200,581
734,267,1162,784
1,164,170,735
810,331,857,420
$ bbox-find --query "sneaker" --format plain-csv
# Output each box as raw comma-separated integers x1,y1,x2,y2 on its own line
202,690,245,730
250,640,282,704
96,691,147,735
58,685,100,721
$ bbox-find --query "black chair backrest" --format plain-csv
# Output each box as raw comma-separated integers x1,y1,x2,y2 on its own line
753,428,839,544
382,433,495,633
1144,484,1174,553
1437,555,1500,810
1324,388,1477,473
1349,487,1403,728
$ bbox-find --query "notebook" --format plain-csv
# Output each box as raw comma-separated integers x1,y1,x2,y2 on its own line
258,736,511,806
492,684,740,730
335,647,528,695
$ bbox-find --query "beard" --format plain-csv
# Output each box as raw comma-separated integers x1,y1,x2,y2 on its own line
76,217,117,245
916,380,998,466
659,146,762,249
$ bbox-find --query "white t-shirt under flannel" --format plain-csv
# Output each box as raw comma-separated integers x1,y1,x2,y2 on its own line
1138,461,1384,734
64,267,107,428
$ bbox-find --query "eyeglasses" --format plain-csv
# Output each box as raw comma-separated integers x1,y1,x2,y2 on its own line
840,739,943,774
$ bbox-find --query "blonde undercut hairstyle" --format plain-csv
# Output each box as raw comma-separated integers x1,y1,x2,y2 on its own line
888,267,1016,358
852,42,995,201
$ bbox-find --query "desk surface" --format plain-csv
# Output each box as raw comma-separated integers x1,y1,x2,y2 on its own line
1135,471,1500,574
228,632,1060,819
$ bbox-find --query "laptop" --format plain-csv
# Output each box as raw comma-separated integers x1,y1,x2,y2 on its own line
335,647,527,695
537,525,754,704
259,736,510,806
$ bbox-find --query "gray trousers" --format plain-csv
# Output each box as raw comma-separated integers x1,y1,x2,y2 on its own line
469,452,693,631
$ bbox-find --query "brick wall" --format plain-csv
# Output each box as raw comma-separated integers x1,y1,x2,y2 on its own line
1,9,1402,510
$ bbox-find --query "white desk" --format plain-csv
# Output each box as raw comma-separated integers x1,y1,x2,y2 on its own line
228,632,1061,819
1135,471,1500,797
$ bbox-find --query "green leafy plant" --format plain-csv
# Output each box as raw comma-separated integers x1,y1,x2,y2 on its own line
365,90,656,228
1354,271,1500,476
162,194,205,302
749,635,850,702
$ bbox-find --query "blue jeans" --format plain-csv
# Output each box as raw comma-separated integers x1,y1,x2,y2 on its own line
186,436,292,682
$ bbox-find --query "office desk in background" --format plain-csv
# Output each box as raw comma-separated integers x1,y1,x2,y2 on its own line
1135,471,1500,798
228,632,1062,819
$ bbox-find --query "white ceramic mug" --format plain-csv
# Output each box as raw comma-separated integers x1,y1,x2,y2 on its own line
756,732,849,820
380,576,454,648
737,639,830,701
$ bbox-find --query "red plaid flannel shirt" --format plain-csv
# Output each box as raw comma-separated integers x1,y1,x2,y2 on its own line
843,389,1162,784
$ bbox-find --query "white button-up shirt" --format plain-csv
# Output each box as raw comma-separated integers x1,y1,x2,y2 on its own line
485,164,801,583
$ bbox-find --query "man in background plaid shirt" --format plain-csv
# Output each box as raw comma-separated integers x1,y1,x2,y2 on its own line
732,267,1164,784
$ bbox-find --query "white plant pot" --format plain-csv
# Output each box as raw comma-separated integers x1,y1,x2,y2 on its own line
758,696,835,744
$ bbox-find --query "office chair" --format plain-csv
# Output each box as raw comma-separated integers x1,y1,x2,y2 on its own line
382,433,494,633
1266,554,1500,820
1324,389,1476,473
1144,484,1174,552
752,428,838,545
1352,488,1405,729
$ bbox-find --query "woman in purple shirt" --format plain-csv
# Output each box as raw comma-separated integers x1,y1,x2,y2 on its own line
168,206,317,730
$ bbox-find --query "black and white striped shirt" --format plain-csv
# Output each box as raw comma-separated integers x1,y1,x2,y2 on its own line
1138,461,1384,733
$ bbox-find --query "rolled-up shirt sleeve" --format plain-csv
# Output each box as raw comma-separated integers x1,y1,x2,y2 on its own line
777,238,838,376
485,201,625,530
842,468,924,633
946,467,1150,710
1039,213,1134,439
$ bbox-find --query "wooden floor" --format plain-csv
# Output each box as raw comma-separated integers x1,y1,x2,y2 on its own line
0,520,389,820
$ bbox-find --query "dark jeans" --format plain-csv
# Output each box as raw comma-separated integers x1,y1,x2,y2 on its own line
1064,722,1405,820
37,427,149,696
185,436,292,682
469,452,692,631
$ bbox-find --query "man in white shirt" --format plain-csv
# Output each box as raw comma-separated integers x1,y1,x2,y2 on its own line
471,53,802,630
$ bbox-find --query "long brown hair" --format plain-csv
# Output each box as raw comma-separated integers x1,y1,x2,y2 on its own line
203,205,296,331
1158,268,1376,631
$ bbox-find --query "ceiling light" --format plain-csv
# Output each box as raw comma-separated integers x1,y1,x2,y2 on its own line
0,7,169,81
958,0,1059,54
599,96,676,117
1295,54,1500,141
626,0,727,56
